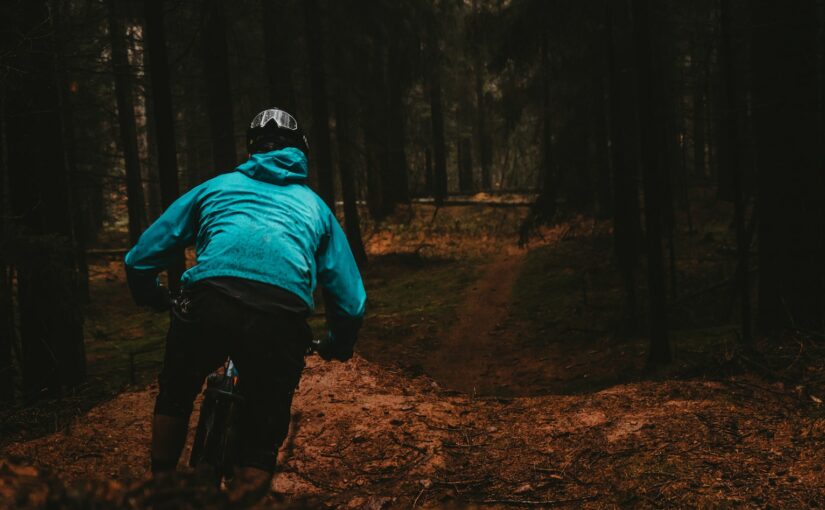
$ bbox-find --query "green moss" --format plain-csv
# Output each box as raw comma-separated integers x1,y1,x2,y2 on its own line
511,227,748,383
355,256,480,369
512,239,623,345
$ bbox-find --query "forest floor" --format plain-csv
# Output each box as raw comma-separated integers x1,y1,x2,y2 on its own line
2,195,825,508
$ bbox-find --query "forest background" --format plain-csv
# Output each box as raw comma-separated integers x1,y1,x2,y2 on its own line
0,0,824,508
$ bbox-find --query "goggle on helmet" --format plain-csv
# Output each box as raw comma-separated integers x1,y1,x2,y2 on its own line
247,107,309,156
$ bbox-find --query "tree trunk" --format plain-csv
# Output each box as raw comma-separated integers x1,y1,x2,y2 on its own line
719,0,751,346
424,148,434,195
536,30,557,219
202,0,236,174
476,73,492,191
303,0,336,211
705,59,717,182
715,1,736,204
365,141,385,220
54,0,90,304
752,0,824,333
473,0,492,191
362,42,392,220
592,73,611,219
386,38,410,208
692,46,706,181
333,48,368,268
108,0,147,245
632,0,670,366
606,0,642,334
182,69,205,189
458,138,474,194
0,97,14,403
144,0,184,288
659,41,679,301
143,87,163,222
4,0,86,397
427,24,448,206
262,0,295,110
0,264,12,402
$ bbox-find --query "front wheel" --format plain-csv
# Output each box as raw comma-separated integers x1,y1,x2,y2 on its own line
189,375,242,486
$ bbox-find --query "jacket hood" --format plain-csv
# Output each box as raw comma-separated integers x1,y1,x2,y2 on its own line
235,148,308,185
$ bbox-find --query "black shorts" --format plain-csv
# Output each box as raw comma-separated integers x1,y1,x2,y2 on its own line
154,283,312,472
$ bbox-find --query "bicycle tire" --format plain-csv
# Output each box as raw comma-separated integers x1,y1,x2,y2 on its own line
189,376,242,485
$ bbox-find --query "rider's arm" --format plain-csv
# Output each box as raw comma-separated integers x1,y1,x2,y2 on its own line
316,207,367,360
124,185,201,307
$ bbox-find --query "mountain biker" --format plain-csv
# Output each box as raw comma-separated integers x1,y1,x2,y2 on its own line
124,107,366,501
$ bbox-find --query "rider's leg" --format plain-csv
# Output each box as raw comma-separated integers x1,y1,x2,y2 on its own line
229,308,311,498
151,285,232,474
151,414,189,473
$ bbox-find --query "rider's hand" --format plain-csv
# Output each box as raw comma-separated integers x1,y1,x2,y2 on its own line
328,344,353,362
319,316,361,362
313,334,354,362
125,266,171,312
148,285,172,312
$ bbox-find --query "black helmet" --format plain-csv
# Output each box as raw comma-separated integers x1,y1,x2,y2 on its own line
246,107,309,156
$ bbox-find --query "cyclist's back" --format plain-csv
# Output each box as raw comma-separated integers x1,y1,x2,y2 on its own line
126,147,363,316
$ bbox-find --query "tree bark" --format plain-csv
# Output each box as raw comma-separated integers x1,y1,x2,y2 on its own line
54,0,90,303
692,46,706,180
202,0,236,174
108,0,147,245
143,86,163,222
144,0,184,288
719,0,751,345
303,0,336,211
0,264,12,402
424,148,434,195
752,0,824,333
0,96,14,403
537,30,557,219
4,0,86,397
473,0,492,191
182,69,205,189
715,1,736,204
386,37,410,207
262,0,296,110
361,41,391,220
333,48,368,268
632,0,670,366
476,69,492,191
427,23,448,206
592,73,612,219
458,138,474,194
606,1,642,328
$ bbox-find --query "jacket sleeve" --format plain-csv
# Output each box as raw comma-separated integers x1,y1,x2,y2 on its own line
124,185,200,304
316,208,367,352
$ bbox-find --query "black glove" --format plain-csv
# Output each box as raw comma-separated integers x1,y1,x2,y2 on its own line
318,314,362,362
148,285,172,312
312,333,354,362
125,266,171,312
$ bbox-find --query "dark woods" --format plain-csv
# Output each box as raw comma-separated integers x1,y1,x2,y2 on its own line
0,0,823,402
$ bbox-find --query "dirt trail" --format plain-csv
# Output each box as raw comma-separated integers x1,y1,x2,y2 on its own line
4,354,824,508
425,248,525,396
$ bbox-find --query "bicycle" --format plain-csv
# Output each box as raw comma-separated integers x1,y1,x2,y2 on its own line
188,357,243,486
187,338,328,487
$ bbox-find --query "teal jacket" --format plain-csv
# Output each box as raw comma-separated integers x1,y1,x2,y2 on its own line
125,148,366,344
